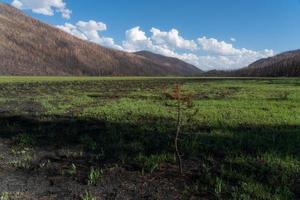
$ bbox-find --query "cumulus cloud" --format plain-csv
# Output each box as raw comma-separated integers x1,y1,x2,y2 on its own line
56,23,87,40
121,27,198,66
11,0,72,19
76,20,107,41
122,27,153,52
196,37,274,69
198,37,244,56
122,27,201,64
125,26,148,41
120,27,274,70
150,28,197,50
56,20,123,50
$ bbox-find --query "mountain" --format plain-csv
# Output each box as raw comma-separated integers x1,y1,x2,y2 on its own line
238,50,300,77
203,50,300,77
0,3,202,76
134,51,203,75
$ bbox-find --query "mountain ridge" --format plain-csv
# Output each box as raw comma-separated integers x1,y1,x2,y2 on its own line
203,49,300,77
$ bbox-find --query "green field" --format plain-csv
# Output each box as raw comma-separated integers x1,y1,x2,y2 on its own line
0,77,299,199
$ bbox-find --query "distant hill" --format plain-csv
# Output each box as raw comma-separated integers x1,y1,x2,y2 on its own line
134,51,203,75
239,50,300,77
0,3,202,76
204,50,300,77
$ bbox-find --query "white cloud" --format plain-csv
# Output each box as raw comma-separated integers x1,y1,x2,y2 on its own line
150,28,197,50
122,27,153,52
125,26,148,41
11,0,22,8
76,20,107,42
120,28,274,70
56,23,87,40
122,27,182,58
122,27,197,57
11,0,71,19
230,38,236,42
262,49,275,57
56,20,123,50
194,37,274,70
198,37,243,56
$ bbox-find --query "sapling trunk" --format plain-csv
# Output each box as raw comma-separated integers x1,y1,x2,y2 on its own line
175,96,183,174
173,84,183,175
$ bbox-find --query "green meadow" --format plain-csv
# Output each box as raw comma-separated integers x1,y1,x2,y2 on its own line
0,77,299,199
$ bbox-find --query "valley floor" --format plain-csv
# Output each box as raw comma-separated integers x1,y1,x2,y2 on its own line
0,77,299,199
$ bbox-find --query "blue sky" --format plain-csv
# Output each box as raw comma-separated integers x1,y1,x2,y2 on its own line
3,0,300,70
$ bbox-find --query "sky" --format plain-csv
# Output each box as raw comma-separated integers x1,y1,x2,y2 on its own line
2,0,300,71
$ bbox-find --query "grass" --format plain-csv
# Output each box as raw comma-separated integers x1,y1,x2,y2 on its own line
136,153,175,173
81,191,96,200
88,167,103,186
0,192,9,200
0,77,299,199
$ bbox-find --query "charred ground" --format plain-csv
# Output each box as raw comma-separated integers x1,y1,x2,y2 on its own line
0,77,299,199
